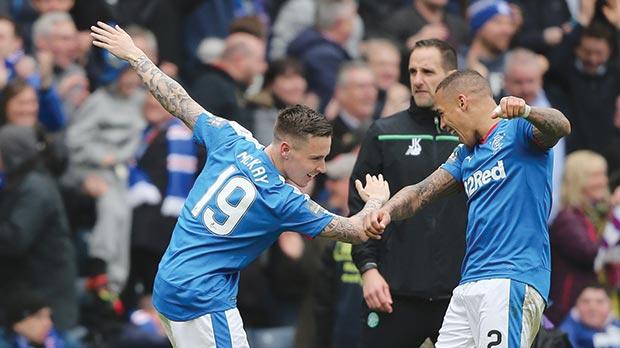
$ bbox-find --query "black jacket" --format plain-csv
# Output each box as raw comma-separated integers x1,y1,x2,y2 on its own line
350,102,467,299
0,170,78,330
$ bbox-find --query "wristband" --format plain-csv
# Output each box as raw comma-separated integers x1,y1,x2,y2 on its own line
359,262,378,274
521,104,531,118
493,104,531,118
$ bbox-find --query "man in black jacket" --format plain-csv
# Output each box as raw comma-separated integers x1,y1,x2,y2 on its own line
350,39,467,347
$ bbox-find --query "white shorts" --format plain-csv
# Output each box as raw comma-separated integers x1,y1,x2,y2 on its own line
435,278,545,348
158,307,250,348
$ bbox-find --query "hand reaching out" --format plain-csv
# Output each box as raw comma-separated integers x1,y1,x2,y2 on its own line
355,174,390,204
90,21,143,62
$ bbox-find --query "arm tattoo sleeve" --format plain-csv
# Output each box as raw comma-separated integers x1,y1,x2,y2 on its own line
320,198,384,244
385,168,460,221
527,107,571,149
129,54,206,129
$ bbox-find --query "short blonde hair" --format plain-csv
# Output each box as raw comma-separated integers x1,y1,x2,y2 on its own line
561,150,609,208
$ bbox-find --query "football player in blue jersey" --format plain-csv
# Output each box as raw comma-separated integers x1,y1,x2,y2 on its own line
365,70,571,348
90,22,391,348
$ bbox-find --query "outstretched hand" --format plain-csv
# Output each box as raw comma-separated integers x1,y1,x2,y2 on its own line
355,174,390,204
90,21,143,62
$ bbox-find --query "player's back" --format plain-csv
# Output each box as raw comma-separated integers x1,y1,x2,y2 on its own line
152,113,334,321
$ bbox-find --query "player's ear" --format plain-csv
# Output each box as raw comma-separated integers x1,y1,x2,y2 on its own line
457,94,467,111
280,141,291,160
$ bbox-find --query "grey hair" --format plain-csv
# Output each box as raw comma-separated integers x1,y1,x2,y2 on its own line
504,48,542,74
336,60,372,87
315,0,355,31
32,11,73,41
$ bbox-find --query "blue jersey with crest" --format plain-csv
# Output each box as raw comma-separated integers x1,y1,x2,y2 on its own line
440,118,553,300
153,112,335,321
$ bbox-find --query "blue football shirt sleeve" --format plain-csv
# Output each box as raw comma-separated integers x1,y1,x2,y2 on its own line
440,144,465,182
192,112,236,150
514,118,548,152
278,187,336,238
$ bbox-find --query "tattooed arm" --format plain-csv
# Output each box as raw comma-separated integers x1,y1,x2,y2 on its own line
90,22,206,130
527,108,572,149
320,174,390,244
364,168,461,235
495,96,571,149
320,198,385,244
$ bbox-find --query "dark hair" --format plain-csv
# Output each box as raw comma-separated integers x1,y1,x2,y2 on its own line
581,20,615,51
0,79,36,126
577,283,612,299
229,15,267,40
263,58,305,88
411,39,458,71
274,104,332,142
0,15,21,39
435,69,492,97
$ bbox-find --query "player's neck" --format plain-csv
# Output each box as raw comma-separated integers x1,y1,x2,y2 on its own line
264,144,284,173
475,104,501,143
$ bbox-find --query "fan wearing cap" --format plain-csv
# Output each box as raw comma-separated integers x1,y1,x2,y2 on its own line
459,0,520,97
0,285,80,348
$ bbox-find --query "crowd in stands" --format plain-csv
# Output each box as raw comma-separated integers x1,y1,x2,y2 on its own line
0,0,619,347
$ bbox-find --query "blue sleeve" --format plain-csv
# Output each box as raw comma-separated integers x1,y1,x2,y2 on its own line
278,186,336,238
440,144,465,182
193,112,261,152
514,118,548,152
38,87,66,132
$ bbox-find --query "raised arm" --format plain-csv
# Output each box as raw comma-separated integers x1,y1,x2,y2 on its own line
364,168,461,235
527,108,572,149
320,174,390,244
90,22,206,130
495,96,571,149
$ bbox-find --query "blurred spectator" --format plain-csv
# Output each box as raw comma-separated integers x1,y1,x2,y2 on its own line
547,20,620,154
0,79,67,175
121,93,198,311
0,285,80,348
381,0,468,84
269,0,316,61
182,1,268,72
247,58,309,145
270,0,364,61
287,0,357,112
239,232,315,348
360,39,410,118
501,48,567,221
118,295,170,348
313,153,361,347
327,61,377,160
63,28,148,292
547,151,618,324
511,0,572,54
560,285,620,347
314,241,362,348
350,39,466,347
190,32,266,130
32,11,89,119
110,0,185,73
460,0,518,97
0,124,78,332
357,0,406,38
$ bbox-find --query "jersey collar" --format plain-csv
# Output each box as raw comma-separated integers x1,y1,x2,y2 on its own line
479,121,501,144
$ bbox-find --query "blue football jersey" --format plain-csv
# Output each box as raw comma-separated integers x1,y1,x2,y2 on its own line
441,118,553,301
153,112,335,321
